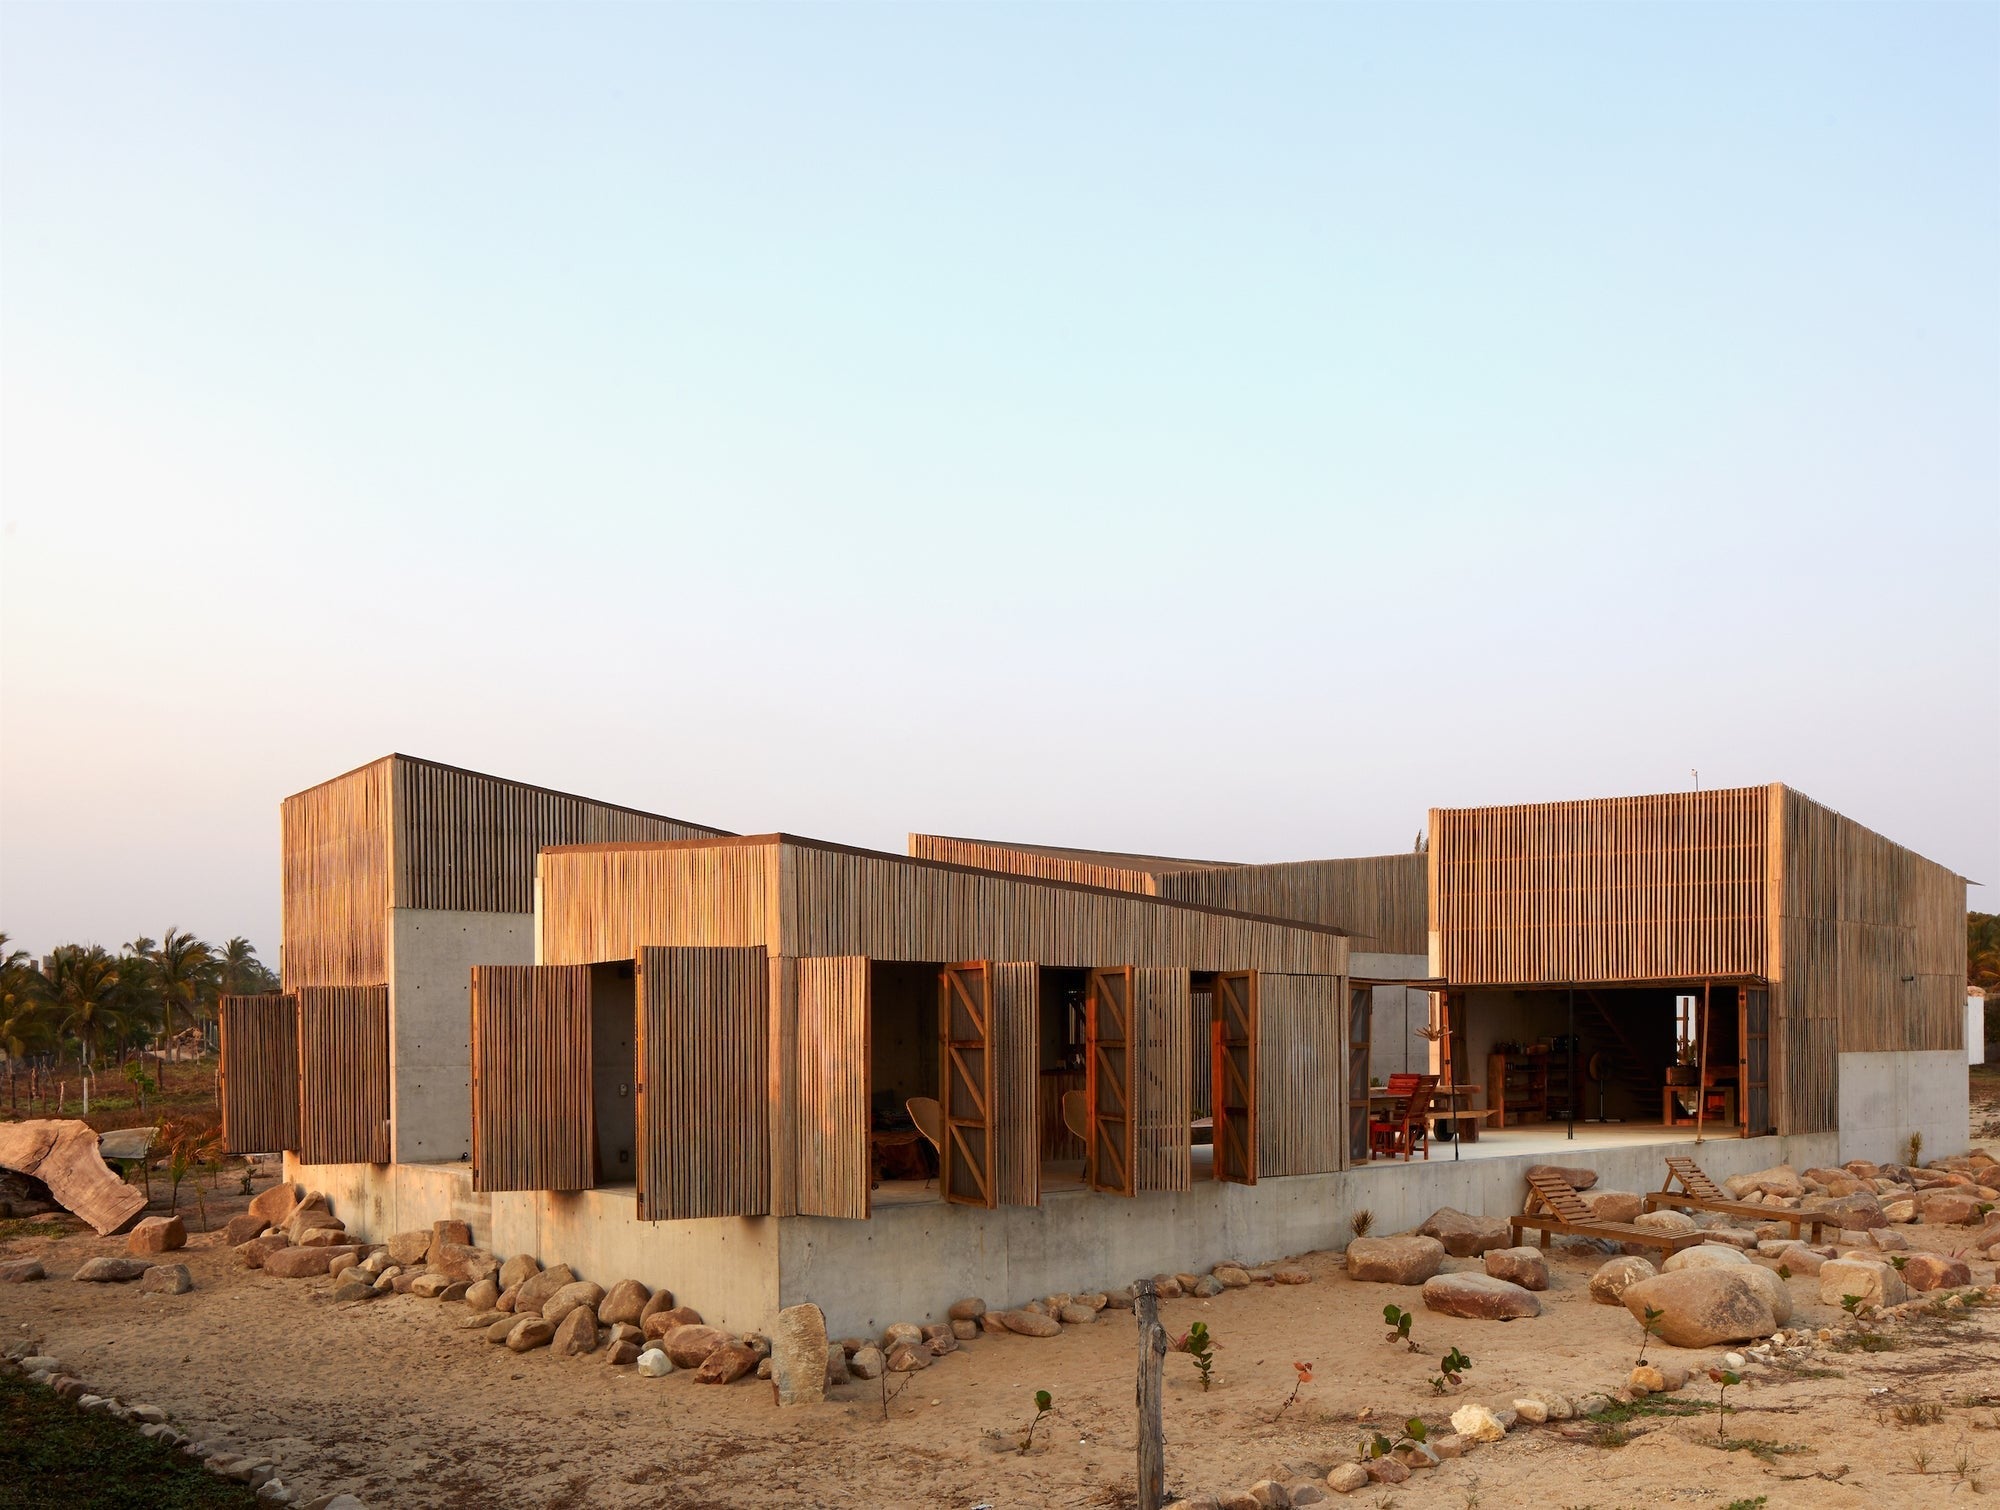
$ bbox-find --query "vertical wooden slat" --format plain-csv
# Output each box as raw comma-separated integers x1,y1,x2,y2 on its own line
635,946,769,1219
1212,971,1257,1184
469,965,593,1193
795,956,871,1219
1087,966,1135,1196
990,962,1040,1207
219,992,300,1154
1133,967,1192,1194
296,985,390,1164
939,962,994,1209
1256,973,1344,1177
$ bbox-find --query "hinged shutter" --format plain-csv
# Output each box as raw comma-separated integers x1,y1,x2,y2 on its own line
796,956,870,1219
1258,973,1344,1177
470,965,592,1192
1741,987,1773,1137
219,992,300,1155
1133,968,1192,1193
296,985,390,1165
1347,983,1373,1165
636,945,770,1219
1086,966,1134,1195
991,962,1040,1207
939,962,994,1208
1212,971,1257,1184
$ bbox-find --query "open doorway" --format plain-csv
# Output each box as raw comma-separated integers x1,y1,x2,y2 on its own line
868,961,943,1205
589,961,636,1186
1038,967,1088,1193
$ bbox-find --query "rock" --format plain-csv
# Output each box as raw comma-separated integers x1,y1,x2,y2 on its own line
1596,1253,1659,1306
386,1230,432,1267
947,1297,987,1321
597,1279,650,1327
505,1317,555,1352
1417,1207,1513,1257
246,1182,297,1227
1819,1258,1907,1307
604,1322,643,1348
662,1324,733,1369
1770,1244,1824,1275
1870,1228,1910,1252
1288,1484,1327,1507
296,1226,353,1249
1526,1163,1598,1190
1629,1365,1665,1395
0,1258,46,1283
772,1302,829,1406
431,1218,471,1248
1189,1275,1225,1297
331,1281,380,1303
1632,1209,1697,1235
1662,1244,1750,1272
266,1245,354,1280
998,1309,1063,1337
1724,1164,1803,1200
1432,1433,1464,1459
1421,1272,1542,1320
635,1348,673,1376
951,1319,978,1340
285,1207,343,1242
824,1348,850,1387
541,1281,606,1326
486,1316,520,1343
885,1342,931,1372
1586,1190,1642,1223
410,1274,456,1298
642,1305,705,1340
137,1264,193,1295
125,1215,186,1255
636,1289,682,1326
1364,1457,1410,1484
1703,1226,1760,1250
1621,1269,1784,1347
1346,1234,1446,1284
1920,1193,1982,1225
1326,1464,1369,1494
1244,1481,1289,1507
465,1277,500,1311
513,1263,576,1316
1513,1397,1548,1423
236,1234,289,1269
1272,1265,1312,1285
849,1345,885,1380
1482,1247,1549,1290
1059,1303,1098,1324
1450,1402,1508,1442
73,1257,151,1282
499,1254,541,1291
551,1305,599,1358
1901,1253,1972,1291
882,1321,924,1349
327,1252,361,1282
604,1341,641,1366
430,1243,499,1283
1213,1264,1251,1288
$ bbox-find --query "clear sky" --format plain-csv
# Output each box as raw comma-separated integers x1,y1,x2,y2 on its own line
2,3,1995,960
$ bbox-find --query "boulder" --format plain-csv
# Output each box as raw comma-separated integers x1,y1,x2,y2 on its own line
410,1273,456,1298
431,1218,471,1248
222,1214,268,1246
127,1215,186,1255
882,1321,924,1349
327,1252,361,1281
1819,1258,1907,1308
512,1263,576,1316
697,1340,759,1383
499,1254,541,1291
1058,1303,1097,1324
236,1234,289,1269
998,1309,1063,1337
1272,1266,1312,1286
1525,1164,1598,1190
541,1281,606,1326
505,1317,555,1352
597,1279,650,1327
486,1317,519,1344
606,1322,644,1349
551,1306,599,1358
0,1258,45,1283
245,1182,297,1227
849,1344,885,1380
1586,1190,1642,1223
772,1302,829,1406
332,1280,380,1304
1420,1273,1542,1320
1724,1164,1803,1200
951,1319,978,1340
1901,1253,1972,1292
1632,1209,1697,1235
264,1246,355,1279
1620,1268,1783,1347
285,1207,343,1242
297,1226,352,1249
430,1243,499,1284
1920,1193,1982,1225
1417,1208,1513,1257
1326,1464,1369,1494
947,1297,987,1321
1662,1244,1750,1273
1482,1247,1549,1290
643,1305,705,1340
465,1277,500,1312
1346,1234,1446,1285
635,1348,673,1376
137,1263,193,1295
1767,1244,1824,1275
73,1257,151,1283
386,1230,432,1267
885,1342,931,1372
604,1341,641,1366
1449,1402,1508,1442
1213,1264,1252,1288
662,1323,733,1369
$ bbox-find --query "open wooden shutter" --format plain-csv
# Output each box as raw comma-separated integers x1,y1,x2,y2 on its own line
637,946,769,1219
1347,983,1373,1164
1086,966,1134,1195
1258,973,1343,1176
1133,968,1193,1193
796,957,870,1219
296,985,391,1165
990,962,1040,1207
469,965,592,1192
939,962,994,1208
219,992,300,1155
1741,987,1773,1136
1212,972,1257,1184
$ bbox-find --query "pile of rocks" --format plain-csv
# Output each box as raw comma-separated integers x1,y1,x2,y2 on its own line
1715,1155,2000,1256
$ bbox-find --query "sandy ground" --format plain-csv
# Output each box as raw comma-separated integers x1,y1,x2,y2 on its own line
6,1171,2000,1510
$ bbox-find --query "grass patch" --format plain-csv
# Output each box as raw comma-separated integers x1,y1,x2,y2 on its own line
1829,1331,1904,1353
1716,1438,1808,1463
1584,1397,1713,1425
0,1371,260,1509
0,1219,69,1241
1767,1357,1843,1380
1725,1499,1769,1510
1583,1422,1632,1449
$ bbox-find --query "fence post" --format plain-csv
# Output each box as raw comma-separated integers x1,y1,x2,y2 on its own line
1135,1277,1167,1510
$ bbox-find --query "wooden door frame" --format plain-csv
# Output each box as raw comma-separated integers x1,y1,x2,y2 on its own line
939,960,996,1208
1085,966,1136,1196
1212,970,1257,1184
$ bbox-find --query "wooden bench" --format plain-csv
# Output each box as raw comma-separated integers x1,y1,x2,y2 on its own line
1640,1155,1835,1244
1511,1168,1706,1256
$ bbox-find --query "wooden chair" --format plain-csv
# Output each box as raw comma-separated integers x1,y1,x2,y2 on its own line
906,1097,942,1188
1512,1168,1706,1255
1061,1090,1091,1183
1369,1073,1437,1161
1642,1155,1835,1244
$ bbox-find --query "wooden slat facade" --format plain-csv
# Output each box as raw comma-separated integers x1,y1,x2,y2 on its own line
1132,967,1193,1194
295,985,391,1164
990,962,1041,1207
282,760,393,988
469,965,594,1193
218,992,300,1155
636,946,770,1219
1256,973,1346,1177
906,835,1229,893
1160,856,1428,955
539,841,773,965
795,956,870,1219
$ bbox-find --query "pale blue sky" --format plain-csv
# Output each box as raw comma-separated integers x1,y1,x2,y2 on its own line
2,3,1995,958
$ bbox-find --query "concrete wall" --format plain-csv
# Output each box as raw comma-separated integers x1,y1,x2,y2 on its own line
1836,1049,1969,1166
387,909,534,1164
1972,996,1988,1068
1352,953,1432,1085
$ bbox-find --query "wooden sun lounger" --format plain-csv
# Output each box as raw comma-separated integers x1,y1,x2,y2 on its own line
1510,1168,1705,1256
1641,1155,1835,1244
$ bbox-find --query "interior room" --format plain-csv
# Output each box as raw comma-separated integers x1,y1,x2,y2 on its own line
588,960,636,1187
868,960,943,1204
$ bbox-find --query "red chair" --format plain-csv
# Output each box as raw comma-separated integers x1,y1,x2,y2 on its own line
1370,1073,1438,1161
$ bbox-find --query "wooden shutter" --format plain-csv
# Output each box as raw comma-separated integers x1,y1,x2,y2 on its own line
1086,966,1135,1196
296,985,391,1165
1347,983,1373,1165
1212,971,1257,1184
990,962,1040,1207
219,992,300,1155
469,965,592,1192
636,946,769,1219
796,956,870,1219
1133,968,1193,1193
1258,973,1344,1176
939,962,994,1208
1741,987,1773,1137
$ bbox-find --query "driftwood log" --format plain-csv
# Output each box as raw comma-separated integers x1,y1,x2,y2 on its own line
0,1118,147,1234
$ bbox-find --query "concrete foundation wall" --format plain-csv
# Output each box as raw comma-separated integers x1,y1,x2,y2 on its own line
387,909,534,1164
1836,1049,1969,1166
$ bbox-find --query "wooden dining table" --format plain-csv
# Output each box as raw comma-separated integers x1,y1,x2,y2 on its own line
1365,1084,1492,1144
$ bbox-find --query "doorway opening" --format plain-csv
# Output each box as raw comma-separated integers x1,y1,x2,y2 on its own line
588,961,636,1187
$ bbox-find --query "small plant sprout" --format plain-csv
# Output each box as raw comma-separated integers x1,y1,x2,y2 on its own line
1383,1304,1418,1352
1840,1293,1867,1329
1708,1368,1742,1445
1429,1346,1473,1395
1350,1209,1376,1239
1636,1305,1665,1366
1276,1360,1313,1420
1888,1254,1909,1273
1173,1322,1216,1391
1776,1263,1792,1281
1018,1389,1053,1455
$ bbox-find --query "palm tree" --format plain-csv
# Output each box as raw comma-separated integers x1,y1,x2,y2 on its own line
217,936,278,996
147,929,219,1089
44,945,127,1075
1,934,51,1057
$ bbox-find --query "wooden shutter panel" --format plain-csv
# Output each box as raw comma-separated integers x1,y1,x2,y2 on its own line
219,992,300,1155
796,956,870,1219
1212,971,1257,1184
1347,983,1373,1165
296,985,390,1165
991,962,1040,1207
1741,988,1773,1136
470,965,593,1192
636,945,770,1219
1257,973,1345,1177
1133,968,1192,1194
1086,966,1134,1195
939,962,995,1208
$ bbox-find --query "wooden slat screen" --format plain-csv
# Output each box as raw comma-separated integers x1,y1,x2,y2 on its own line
1257,973,1346,1177
1132,967,1192,1194
990,962,1040,1207
1429,787,1771,985
1161,856,1428,955
296,985,391,1164
636,946,770,1219
906,835,1220,893
538,841,774,965
219,992,300,1154
1212,971,1256,1184
796,956,870,1220
469,965,593,1193
1086,967,1135,1196
1347,983,1374,1164
1741,987,1773,1137
939,962,994,1208
281,759,393,988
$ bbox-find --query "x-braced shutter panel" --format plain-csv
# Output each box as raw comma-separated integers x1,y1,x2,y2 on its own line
1212,971,1257,1184
1133,968,1192,1194
296,985,390,1165
219,992,300,1155
636,946,770,1220
470,965,593,1192
990,962,1040,1207
796,957,871,1219
1086,966,1135,1196
940,962,995,1208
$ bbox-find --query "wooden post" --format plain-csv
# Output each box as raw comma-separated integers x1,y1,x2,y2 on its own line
1135,1277,1167,1510
1694,980,1712,1144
